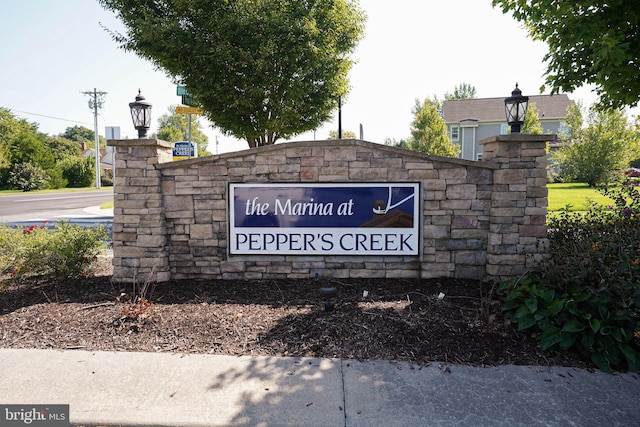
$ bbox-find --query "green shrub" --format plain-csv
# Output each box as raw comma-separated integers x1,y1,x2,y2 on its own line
0,226,20,275
500,184,640,373
1,221,108,280
45,166,68,189
59,156,94,188
101,169,113,187
0,167,11,190
7,163,49,191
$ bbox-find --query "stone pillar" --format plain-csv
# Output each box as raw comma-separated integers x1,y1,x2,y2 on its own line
106,138,173,283
480,134,554,280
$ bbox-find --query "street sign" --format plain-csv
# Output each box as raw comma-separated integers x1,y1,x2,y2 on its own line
182,94,199,107
105,126,120,140
177,85,200,107
173,141,198,161
176,106,203,115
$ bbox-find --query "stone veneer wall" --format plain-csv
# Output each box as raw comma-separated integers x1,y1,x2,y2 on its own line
107,137,553,283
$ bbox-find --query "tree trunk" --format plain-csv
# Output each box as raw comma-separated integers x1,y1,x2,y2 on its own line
245,132,279,148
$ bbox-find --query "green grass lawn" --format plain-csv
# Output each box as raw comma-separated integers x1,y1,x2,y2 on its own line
547,183,615,212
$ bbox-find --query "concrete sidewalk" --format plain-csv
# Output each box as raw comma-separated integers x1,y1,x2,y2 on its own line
0,348,638,426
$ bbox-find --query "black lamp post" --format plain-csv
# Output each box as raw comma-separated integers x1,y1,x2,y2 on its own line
129,89,152,138
504,83,529,134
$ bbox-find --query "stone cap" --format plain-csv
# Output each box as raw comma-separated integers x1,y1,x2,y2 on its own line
107,138,172,148
155,139,499,171
479,134,557,145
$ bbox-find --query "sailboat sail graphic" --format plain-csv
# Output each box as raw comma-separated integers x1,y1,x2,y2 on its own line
372,187,415,215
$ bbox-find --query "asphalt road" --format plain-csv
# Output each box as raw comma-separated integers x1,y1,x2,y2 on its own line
0,189,114,223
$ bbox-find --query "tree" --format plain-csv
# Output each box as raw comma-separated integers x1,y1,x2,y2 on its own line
44,136,82,161
444,83,477,100
408,98,461,157
8,129,55,170
61,126,106,149
384,138,410,150
522,102,544,135
553,103,639,186
492,1,640,110
99,0,366,148
0,108,38,168
61,126,93,143
156,106,211,156
59,156,95,188
328,130,357,139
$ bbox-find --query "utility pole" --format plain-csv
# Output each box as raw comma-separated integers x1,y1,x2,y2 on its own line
82,88,107,189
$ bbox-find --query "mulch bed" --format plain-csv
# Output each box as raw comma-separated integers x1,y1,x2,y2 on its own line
0,258,594,369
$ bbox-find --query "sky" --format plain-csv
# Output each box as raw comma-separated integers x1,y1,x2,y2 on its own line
0,0,618,155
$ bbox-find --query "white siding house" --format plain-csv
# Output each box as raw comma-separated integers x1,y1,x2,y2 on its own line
442,94,574,160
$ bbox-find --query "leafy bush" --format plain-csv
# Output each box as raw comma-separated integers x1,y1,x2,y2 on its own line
59,156,94,188
500,184,640,373
7,162,49,191
0,226,20,275
45,166,68,189
101,169,113,187
0,167,11,190
1,221,108,280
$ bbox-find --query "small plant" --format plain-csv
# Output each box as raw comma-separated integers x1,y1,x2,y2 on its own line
0,226,20,275
122,298,155,322
113,297,156,333
500,183,640,373
114,271,158,332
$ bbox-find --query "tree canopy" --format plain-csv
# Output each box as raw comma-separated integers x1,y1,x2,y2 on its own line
553,103,639,186
44,136,82,162
444,83,477,100
60,125,106,149
0,108,96,190
0,108,37,167
61,126,93,143
493,1,640,109
522,102,544,135
408,98,460,157
99,0,366,148
156,106,212,157
328,130,356,139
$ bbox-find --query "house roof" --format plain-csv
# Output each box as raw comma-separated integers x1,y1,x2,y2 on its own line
442,94,574,123
81,148,113,170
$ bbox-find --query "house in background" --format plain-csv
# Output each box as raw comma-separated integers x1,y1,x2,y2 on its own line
442,94,574,160
80,141,115,180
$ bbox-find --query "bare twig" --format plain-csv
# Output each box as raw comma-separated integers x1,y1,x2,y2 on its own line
42,291,52,303
80,302,116,310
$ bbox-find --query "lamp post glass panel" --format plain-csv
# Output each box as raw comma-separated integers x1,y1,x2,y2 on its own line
504,83,529,134
129,89,152,138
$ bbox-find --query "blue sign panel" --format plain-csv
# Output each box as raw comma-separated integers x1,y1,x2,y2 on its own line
229,183,420,255
172,141,196,160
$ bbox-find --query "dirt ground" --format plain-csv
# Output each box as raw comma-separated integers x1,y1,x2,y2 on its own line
0,258,594,369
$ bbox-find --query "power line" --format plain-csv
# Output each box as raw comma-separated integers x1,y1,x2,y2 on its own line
7,108,93,126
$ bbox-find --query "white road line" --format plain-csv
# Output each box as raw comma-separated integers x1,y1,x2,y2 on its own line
15,195,98,202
